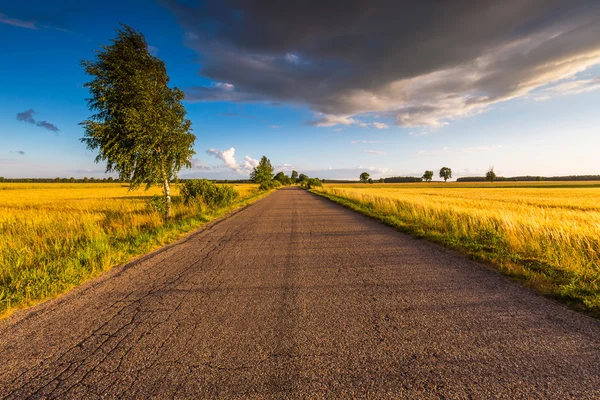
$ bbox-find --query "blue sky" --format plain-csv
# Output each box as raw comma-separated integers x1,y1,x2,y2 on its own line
1,1,599,180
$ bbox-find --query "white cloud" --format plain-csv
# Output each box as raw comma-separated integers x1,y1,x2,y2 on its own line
269,124,282,129
205,148,260,173
285,53,300,64
242,155,259,170
414,145,502,156
0,13,38,29
307,114,357,127
191,158,209,169
372,122,389,129
351,140,382,144
206,147,240,170
533,76,600,101
357,165,393,175
216,82,235,91
364,150,387,155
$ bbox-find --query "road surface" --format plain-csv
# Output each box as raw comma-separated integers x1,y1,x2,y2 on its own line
1,187,599,399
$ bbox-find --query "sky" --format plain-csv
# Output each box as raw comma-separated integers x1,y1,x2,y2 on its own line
1,0,600,180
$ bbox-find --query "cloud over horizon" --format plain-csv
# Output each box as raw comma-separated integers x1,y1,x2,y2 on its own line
168,0,600,128
205,147,259,173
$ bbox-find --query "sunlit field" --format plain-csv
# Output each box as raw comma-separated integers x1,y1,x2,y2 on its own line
312,182,600,315
0,183,259,316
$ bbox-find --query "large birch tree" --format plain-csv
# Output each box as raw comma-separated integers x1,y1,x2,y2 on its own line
80,25,195,219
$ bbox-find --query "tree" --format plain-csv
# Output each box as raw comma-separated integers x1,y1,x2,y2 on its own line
422,170,434,182
360,172,370,183
69,177,75,183
486,167,496,183
298,173,308,182
273,171,291,186
368,178,373,184
439,167,452,182
250,156,274,190
379,178,385,183
80,25,195,219
291,170,299,181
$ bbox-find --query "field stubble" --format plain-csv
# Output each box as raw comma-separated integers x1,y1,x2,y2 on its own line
0,183,260,317
312,182,600,316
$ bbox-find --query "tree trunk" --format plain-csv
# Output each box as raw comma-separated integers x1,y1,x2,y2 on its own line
162,173,172,219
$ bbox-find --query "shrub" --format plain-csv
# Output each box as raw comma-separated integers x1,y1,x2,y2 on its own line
301,178,323,189
181,179,239,209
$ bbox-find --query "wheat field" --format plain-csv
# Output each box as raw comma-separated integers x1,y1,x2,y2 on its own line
312,182,600,315
0,183,259,317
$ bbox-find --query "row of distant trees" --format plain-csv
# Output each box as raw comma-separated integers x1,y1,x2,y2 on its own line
250,156,322,189
359,167,454,183
0,177,123,183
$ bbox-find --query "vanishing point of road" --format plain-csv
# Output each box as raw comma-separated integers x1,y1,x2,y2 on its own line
1,187,599,399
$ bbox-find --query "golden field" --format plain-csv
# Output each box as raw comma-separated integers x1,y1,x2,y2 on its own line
0,183,259,317
312,182,600,315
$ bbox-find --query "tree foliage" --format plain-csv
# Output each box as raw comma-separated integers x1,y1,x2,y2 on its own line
360,172,370,183
273,171,293,186
422,170,434,182
250,156,275,190
80,24,195,218
181,179,238,209
291,170,299,181
486,167,496,183
439,167,452,182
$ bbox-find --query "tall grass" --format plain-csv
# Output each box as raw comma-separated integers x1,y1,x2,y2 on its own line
0,183,261,317
312,183,600,316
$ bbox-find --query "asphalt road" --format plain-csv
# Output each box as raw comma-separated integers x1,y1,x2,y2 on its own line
1,187,599,399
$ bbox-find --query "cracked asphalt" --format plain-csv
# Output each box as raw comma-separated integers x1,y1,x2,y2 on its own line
1,186,599,399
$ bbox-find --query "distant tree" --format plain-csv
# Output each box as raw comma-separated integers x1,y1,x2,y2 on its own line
486,167,496,183
439,167,452,182
368,178,374,184
0,177,4,182
379,178,385,183
273,171,292,186
83,177,89,183
107,177,114,182
250,156,275,190
69,177,75,183
298,173,308,182
54,177,61,182
537,176,544,181
422,170,434,182
360,172,370,183
291,170,299,181
80,24,195,219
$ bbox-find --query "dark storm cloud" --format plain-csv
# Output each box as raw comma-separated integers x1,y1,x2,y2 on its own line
167,0,600,127
16,109,60,133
